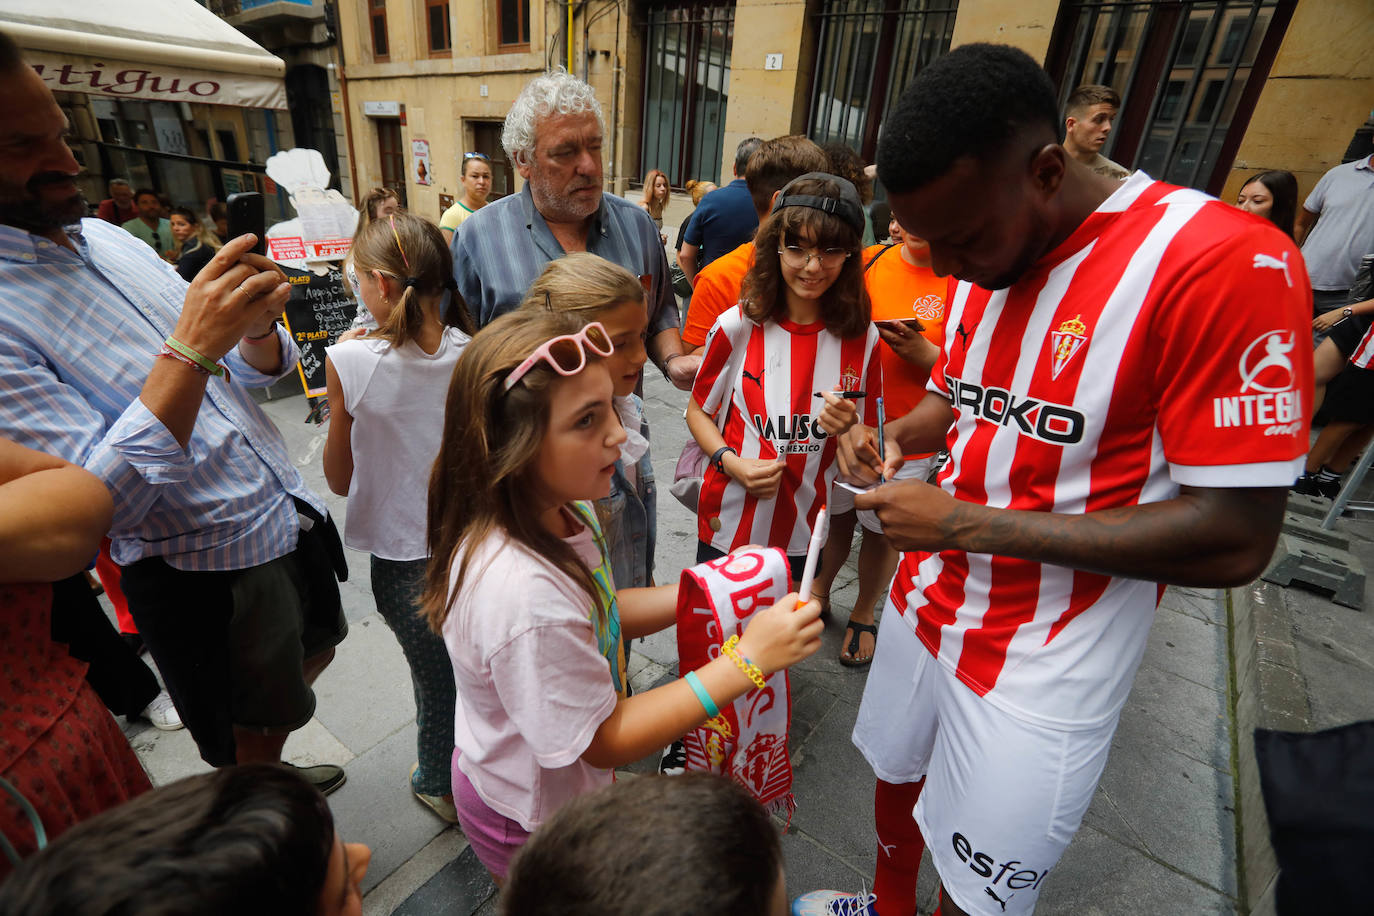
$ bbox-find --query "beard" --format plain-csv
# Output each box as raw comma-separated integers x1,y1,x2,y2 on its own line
528,170,601,224
0,171,89,233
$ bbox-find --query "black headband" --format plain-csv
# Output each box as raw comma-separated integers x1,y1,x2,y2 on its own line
770,172,866,234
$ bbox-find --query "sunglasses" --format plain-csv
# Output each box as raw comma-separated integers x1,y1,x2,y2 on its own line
463,151,490,161
504,321,614,391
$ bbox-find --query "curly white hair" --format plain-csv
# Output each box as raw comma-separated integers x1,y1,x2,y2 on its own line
502,69,605,166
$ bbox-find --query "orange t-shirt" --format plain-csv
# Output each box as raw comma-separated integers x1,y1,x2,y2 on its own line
861,244,949,451
681,241,755,348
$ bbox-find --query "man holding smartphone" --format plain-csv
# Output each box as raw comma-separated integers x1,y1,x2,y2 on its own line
0,32,348,790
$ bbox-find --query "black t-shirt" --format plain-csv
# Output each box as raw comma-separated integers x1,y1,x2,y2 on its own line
176,240,216,282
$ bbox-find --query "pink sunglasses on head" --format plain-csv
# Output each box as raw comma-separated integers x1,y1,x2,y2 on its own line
503,321,615,391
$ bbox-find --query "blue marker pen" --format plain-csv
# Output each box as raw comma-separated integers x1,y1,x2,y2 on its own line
876,396,887,483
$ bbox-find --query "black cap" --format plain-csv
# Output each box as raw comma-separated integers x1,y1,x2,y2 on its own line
770,172,865,234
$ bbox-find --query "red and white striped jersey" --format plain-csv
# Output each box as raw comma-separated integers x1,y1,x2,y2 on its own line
1348,323,1374,369
694,305,882,555
891,173,1312,728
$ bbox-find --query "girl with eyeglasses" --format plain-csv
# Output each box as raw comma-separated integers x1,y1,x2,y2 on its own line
686,172,882,582
421,308,822,882
440,152,494,242
322,212,475,825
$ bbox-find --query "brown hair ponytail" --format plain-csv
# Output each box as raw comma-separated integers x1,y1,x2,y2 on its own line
351,212,474,344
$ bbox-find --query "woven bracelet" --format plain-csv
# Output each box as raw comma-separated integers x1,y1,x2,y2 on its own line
163,337,226,378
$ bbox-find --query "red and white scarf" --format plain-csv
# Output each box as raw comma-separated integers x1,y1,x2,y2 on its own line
676,547,796,819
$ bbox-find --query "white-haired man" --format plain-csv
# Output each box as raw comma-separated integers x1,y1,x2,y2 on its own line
96,178,136,225
451,69,697,388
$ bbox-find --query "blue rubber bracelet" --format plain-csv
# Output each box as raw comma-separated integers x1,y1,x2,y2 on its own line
684,670,720,719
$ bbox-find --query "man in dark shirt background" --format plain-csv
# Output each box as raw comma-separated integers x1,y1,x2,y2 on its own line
677,136,762,283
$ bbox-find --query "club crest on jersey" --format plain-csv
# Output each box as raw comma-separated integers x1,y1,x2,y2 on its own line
1049,315,1088,380
912,294,943,322
839,364,861,392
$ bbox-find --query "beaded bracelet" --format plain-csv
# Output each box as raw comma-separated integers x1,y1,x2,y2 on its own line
684,670,720,718
721,635,766,690
163,337,226,378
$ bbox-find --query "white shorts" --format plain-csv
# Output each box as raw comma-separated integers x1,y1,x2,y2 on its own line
852,604,1119,916
829,454,942,534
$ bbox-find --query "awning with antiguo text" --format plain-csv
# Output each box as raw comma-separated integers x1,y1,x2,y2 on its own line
1,0,286,110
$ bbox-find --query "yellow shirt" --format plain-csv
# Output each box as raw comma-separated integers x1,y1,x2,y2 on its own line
440,200,477,231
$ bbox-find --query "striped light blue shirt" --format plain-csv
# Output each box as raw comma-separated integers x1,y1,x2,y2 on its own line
0,219,325,571
451,183,679,335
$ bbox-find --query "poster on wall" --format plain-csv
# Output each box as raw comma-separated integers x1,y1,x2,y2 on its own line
412,138,432,186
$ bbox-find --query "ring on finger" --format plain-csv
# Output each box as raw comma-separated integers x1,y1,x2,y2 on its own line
235,284,257,301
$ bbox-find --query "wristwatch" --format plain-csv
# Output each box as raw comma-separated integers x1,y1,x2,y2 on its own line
710,445,736,472
1343,307,1354,319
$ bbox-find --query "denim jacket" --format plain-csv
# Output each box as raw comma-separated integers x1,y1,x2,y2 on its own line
595,395,656,590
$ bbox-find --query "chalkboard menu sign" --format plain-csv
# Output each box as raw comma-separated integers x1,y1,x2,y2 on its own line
280,264,356,398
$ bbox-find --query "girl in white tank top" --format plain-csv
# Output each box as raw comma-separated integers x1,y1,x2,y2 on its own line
322,213,475,823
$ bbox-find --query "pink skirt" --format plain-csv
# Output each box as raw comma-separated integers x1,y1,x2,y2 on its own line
451,749,531,880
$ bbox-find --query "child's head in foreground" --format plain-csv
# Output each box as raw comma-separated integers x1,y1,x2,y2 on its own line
502,773,786,916
0,764,369,916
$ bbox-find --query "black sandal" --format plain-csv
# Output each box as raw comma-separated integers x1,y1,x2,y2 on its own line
839,619,878,668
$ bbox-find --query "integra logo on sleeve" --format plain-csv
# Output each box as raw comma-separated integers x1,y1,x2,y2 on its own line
947,376,1085,444
1214,330,1303,434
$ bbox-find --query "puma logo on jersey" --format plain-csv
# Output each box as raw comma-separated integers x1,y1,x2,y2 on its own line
947,376,1086,445
1252,251,1292,288
954,321,972,351
741,368,763,387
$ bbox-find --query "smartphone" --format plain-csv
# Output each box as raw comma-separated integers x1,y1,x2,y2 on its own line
877,318,924,333
226,192,265,255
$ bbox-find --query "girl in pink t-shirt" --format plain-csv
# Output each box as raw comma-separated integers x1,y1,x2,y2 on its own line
422,309,824,881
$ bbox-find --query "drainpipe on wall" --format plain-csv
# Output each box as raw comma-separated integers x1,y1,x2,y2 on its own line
611,0,621,192
336,62,360,203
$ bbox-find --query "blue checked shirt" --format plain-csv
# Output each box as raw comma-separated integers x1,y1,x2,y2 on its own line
0,219,326,571
451,183,679,335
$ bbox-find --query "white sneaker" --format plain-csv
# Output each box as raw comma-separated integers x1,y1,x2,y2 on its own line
791,890,878,916
141,690,184,731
